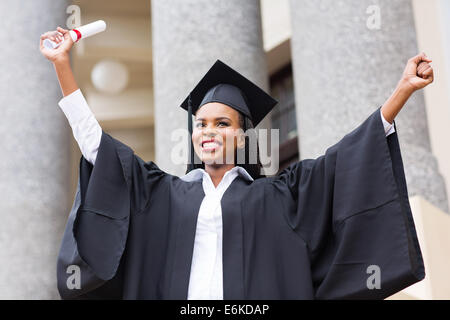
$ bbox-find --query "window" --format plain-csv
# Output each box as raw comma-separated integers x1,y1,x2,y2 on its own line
269,64,299,172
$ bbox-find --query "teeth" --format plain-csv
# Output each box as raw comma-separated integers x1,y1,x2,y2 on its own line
203,142,219,148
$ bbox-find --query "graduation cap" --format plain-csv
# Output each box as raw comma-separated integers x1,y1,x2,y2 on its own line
180,59,278,168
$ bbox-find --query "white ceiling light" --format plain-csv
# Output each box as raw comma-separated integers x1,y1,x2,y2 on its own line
91,59,129,94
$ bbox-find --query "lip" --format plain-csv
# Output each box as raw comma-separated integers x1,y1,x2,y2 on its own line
201,139,222,152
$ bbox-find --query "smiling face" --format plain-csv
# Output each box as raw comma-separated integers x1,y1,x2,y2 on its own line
192,102,246,166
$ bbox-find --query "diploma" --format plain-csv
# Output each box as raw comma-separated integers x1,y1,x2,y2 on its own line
43,20,107,49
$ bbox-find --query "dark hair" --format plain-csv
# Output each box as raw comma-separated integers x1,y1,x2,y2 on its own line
185,111,265,180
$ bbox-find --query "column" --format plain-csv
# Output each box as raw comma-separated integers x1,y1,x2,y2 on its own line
152,0,269,176
0,0,71,298
290,0,448,212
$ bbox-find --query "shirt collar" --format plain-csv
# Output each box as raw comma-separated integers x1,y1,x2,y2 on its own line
180,166,254,183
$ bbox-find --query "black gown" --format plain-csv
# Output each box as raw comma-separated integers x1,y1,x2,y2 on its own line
56,107,424,299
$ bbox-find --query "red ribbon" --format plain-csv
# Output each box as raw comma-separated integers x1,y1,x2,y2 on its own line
72,29,82,42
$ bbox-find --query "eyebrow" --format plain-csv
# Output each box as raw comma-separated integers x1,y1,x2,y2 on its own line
195,117,232,121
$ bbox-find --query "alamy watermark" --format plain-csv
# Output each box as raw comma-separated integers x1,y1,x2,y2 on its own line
366,264,381,290
170,127,280,175
66,264,81,290
366,5,381,30
65,5,84,53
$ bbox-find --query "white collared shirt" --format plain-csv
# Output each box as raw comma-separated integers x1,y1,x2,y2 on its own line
58,88,396,299
180,166,253,299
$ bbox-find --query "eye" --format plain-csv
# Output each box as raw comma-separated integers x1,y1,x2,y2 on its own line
217,121,229,127
195,122,206,128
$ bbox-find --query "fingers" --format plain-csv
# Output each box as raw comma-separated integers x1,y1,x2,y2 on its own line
423,75,433,85
423,67,433,77
40,31,53,40
40,27,67,42
409,52,432,65
57,26,68,34
39,37,44,50
417,61,430,74
417,61,433,80
57,27,70,41
40,31,54,50
422,67,434,82
56,33,64,43
40,30,58,42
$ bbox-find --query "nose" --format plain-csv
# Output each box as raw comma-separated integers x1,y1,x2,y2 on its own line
202,123,218,135
203,131,217,140
201,127,220,143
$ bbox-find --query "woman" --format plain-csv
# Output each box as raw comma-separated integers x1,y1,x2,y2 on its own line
40,26,433,300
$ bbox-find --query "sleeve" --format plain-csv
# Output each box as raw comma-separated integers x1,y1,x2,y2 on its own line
277,106,424,299
380,108,396,137
57,130,167,299
58,89,102,165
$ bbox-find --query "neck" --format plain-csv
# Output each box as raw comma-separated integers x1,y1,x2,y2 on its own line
204,163,235,188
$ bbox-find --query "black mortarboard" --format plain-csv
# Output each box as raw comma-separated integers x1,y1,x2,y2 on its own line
180,59,278,168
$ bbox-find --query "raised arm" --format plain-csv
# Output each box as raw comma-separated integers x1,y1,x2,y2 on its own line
381,52,434,124
40,27,102,165
40,26,78,96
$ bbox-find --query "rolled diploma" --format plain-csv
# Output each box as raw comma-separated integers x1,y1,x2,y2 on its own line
43,20,106,49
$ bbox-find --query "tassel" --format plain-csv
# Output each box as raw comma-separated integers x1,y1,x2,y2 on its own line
188,94,194,170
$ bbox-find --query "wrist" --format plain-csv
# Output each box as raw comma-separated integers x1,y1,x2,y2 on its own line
397,78,416,96
52,54,70,66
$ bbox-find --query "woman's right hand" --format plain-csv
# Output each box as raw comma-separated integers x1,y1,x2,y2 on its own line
39,27,74,63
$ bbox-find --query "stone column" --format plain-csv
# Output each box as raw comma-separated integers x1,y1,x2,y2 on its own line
152,0,270,176
290,0,448,212
0,0,71,298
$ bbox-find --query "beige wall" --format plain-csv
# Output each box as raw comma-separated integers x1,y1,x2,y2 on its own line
261,0,291,52
412,0,450,210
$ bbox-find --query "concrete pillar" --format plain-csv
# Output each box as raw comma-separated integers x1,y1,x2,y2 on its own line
0,0,71,298
152,0,269,176
290,0,448,213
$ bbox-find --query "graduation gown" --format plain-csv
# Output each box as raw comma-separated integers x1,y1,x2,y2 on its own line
57,107,425,299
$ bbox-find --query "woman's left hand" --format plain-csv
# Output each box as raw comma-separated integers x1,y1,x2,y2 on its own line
381,53,434,123
399,52,434,92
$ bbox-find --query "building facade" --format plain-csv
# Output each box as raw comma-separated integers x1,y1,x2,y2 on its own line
0,0,449,299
